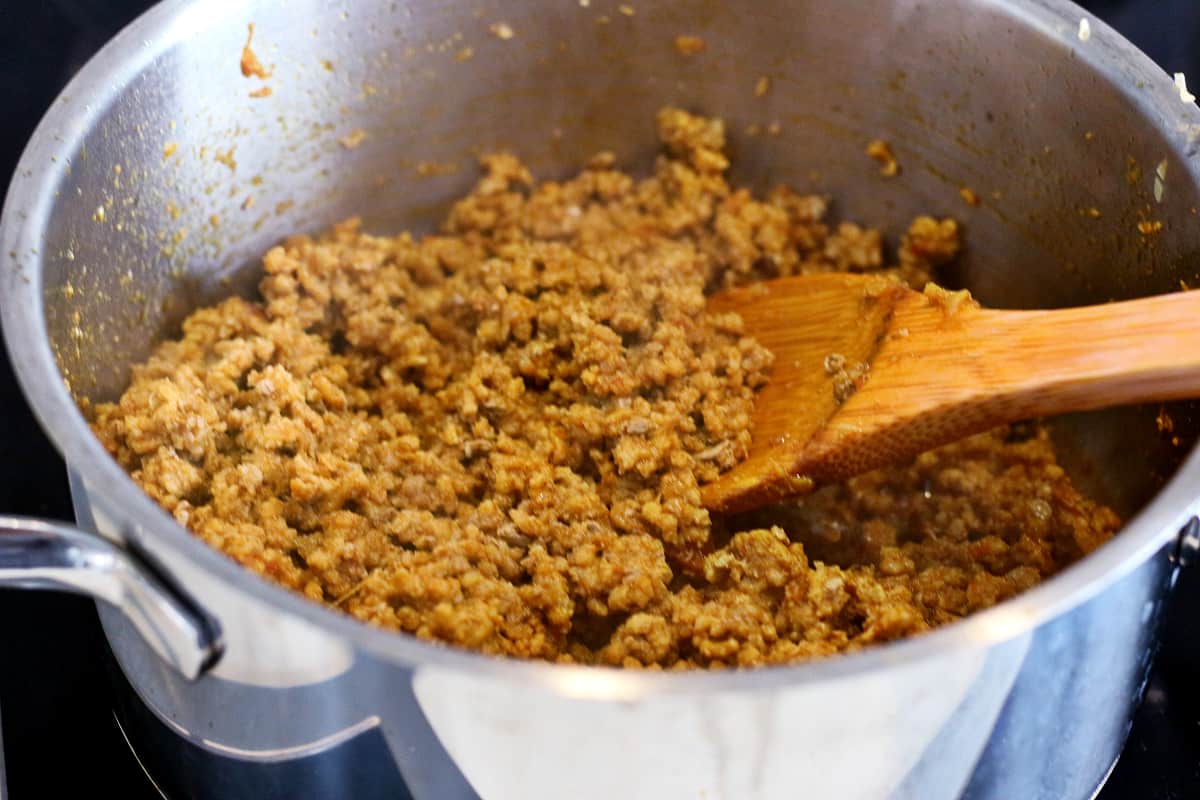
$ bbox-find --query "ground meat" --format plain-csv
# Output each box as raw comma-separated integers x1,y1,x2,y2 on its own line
823,352,870,404
866,138,900,178
92,108,1119,669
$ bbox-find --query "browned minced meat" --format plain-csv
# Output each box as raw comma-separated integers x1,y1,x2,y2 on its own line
92,109,1120,668
823,352,869,404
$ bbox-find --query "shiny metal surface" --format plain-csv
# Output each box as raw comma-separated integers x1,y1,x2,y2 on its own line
0,516,221,680
2,0,1200,797
99,543,1177,800
98,587,1025,800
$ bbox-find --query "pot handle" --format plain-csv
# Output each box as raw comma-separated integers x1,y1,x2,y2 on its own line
0,515,223,679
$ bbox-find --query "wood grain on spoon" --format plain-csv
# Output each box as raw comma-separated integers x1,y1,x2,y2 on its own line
701,272,1200,514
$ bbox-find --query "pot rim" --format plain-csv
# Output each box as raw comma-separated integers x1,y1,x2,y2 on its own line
3,0,1200,699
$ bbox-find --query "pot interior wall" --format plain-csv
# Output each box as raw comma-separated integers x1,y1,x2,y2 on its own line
33,0,1200,518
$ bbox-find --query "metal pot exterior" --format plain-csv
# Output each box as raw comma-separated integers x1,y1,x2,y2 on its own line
82,462,1177,800
5,0,1200,798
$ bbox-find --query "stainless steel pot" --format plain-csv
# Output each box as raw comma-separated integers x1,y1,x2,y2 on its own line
3,0,1200,797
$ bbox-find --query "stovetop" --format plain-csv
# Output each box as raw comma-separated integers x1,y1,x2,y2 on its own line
2,2,1199,798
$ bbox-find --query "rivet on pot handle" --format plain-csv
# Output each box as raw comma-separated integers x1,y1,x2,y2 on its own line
0,516,223,679
1173,516,1200,567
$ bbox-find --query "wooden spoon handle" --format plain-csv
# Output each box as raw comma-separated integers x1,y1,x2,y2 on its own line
940,290,1200,416
800,290,1200,490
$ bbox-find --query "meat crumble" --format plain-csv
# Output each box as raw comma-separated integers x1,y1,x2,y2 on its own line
92,109,1119,668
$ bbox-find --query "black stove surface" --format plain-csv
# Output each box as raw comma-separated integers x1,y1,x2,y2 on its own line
1,2,1199,798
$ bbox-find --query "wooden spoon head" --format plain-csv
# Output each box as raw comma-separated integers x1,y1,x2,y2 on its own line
705,272,1200,514
702,273,910,513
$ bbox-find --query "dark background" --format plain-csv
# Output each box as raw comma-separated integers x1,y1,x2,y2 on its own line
1,1,1199,797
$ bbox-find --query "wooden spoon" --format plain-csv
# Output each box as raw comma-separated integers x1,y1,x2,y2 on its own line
701,272,1200,514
